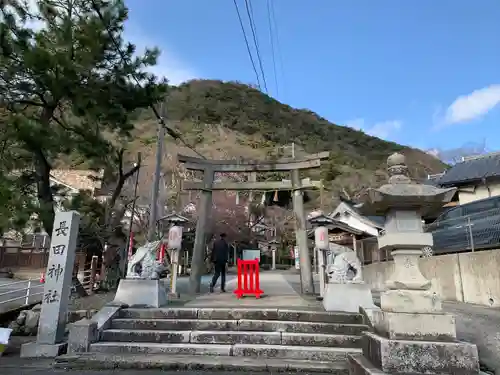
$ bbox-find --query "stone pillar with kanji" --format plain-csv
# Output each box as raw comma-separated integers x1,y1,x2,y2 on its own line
21,211,81,358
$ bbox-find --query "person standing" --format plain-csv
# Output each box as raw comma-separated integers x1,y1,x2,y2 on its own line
210,233,229,293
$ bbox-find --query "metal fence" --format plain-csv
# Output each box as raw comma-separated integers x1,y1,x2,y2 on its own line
0,255,101,313
0,278,44,313
355,207,500,265
424,207,500,254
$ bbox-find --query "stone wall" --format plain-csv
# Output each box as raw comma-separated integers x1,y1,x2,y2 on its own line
363,249,500,307
8,304,99,336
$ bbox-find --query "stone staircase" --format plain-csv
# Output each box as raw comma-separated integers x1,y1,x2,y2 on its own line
63,307,370,373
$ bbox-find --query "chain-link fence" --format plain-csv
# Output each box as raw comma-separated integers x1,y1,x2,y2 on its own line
424,207,500,254
356,207,500,264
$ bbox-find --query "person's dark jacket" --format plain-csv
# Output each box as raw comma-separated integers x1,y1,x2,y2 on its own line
211,238,229,264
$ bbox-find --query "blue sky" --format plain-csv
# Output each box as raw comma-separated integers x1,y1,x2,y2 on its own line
124,0,500,154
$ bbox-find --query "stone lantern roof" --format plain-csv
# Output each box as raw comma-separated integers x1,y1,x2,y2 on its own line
158,212,190,225
358,152,457,217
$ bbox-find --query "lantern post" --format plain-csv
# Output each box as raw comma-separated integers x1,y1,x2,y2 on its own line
308,214,334,298
268,239,279,270
158,213,189,299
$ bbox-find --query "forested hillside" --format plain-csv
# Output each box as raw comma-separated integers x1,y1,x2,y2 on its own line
132,79,447,207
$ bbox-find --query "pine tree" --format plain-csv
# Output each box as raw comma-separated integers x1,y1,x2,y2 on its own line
0,0,167,233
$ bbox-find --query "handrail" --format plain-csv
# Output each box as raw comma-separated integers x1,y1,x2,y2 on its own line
0,279,44,308
0,278,38,287
1,291,44,305
0,285,42,297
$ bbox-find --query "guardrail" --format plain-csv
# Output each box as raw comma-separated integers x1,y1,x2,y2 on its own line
0,278,44,312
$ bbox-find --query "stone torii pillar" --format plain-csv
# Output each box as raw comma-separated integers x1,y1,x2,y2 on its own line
178,153,329,294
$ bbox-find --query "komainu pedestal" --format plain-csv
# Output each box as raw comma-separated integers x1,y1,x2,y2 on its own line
113,279,168,308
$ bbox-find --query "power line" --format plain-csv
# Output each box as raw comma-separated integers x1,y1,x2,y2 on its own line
247,0,261,54
268,0,285,98
266,0,279,97
244,0,268,93
89,0,206,160
232,0,262,90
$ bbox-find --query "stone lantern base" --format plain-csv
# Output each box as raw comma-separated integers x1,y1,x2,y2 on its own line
347,293,480,374
348,332,479,374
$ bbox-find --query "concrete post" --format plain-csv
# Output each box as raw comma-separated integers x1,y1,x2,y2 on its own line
21,211,80,358
317,248,326,297
170,250,179,298
189,168,214,294
271,248,276,270
291,169,314,294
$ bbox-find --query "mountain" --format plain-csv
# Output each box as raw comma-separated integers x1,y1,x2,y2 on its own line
127,79,447,210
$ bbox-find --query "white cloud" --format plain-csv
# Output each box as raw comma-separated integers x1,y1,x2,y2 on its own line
444,84,500,125
346,118,402,140
125,29,197,86
124,23,198,86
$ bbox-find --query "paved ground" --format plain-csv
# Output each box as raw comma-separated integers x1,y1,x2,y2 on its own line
443,301,500,374
186,271,322,308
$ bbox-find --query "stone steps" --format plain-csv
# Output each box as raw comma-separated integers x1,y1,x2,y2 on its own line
74,307,369,372
101,329,361,347
90,341,362,362
55,352,351,373
110,318,368,335
119,307,363,324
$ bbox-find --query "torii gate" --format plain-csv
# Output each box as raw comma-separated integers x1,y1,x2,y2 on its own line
178,152,329,295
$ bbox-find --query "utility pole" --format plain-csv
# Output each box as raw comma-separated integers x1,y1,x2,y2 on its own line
147,101,166,242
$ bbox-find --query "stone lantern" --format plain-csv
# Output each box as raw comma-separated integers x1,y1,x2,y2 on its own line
350,153,480,374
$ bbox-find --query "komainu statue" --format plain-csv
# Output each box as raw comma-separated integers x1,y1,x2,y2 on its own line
326,243,363,283
322,242,375,313
126,240,166,280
